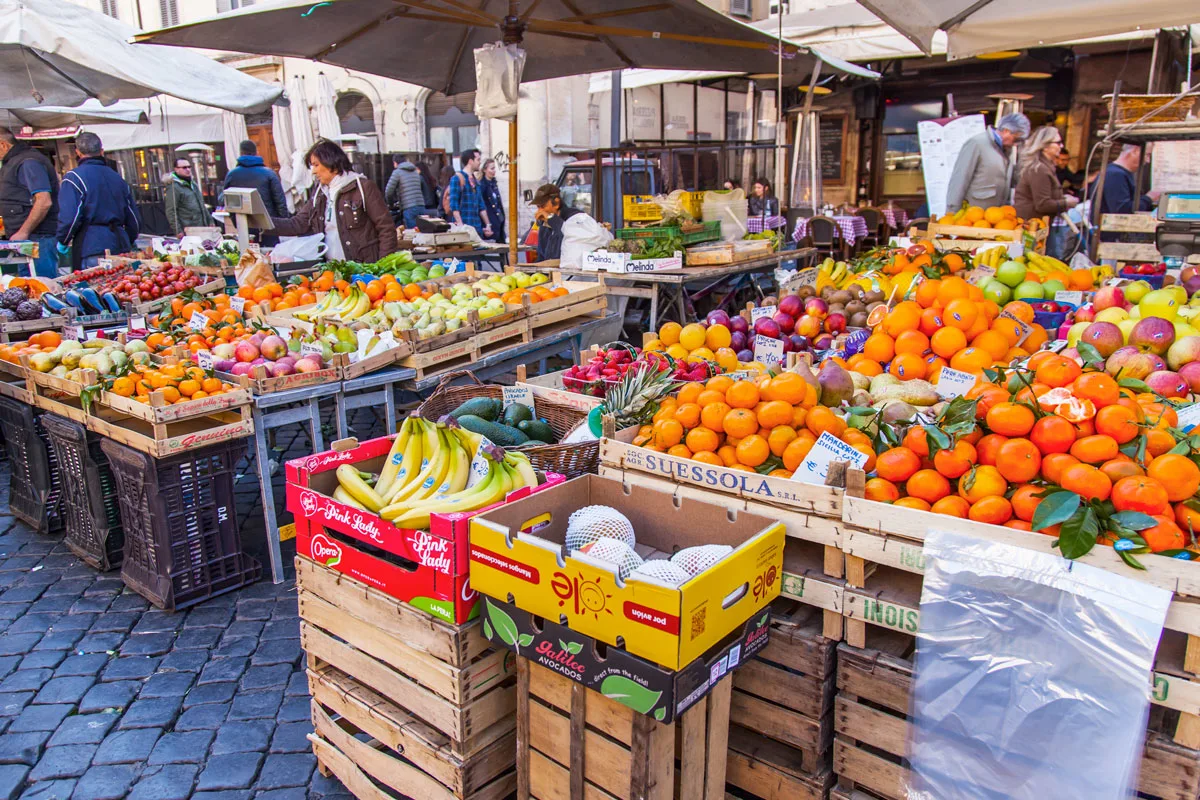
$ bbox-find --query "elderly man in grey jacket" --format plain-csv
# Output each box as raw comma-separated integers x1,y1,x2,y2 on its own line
945,113,1031,212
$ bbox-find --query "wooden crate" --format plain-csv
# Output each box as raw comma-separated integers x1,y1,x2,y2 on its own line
85,406,252,457
397,318,533,383
833,638,1200,800
727,599,837,800
297,556,515,761
518,657,732,800
0,315,68,343
839,494,1200,748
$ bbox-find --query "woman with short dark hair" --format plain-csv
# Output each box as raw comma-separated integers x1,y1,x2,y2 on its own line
271,139,396,262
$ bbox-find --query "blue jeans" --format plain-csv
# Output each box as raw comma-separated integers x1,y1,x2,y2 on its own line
403,208,421,229
26,236,58,279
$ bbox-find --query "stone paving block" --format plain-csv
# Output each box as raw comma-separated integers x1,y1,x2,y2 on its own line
67,597,111,615
118,633,174,658
8,703,73,733
173,703,228,732
107,595,150,614
192,792,252,800
171,628,221,651
138,672,193,699
31,631,82,653
17,777,75,799
0,634,42,657
227,689,282,721
269,597,298,619
308,770,353,798
83,579,123,598
193,753,263,792
85,612,138,635
267,722,312,754
27,596,75,614
47,713,117,746
198,658,247,686
158,651,208,673
260,620,298,641
73,633,124,654
0,731,50,765
51,655,107,679
0,691,34,717
125,764,198,800
249,641,300,668
232,602,271,622
32,677,94,705
145,730,214,766
211,638,256,659
26,744,98,780
183,607,233,628
0,670,53,694
0,586,45,604
0,656,18,680
92,728,162,765
0,764,28,800
77,681,138,714
255,753,316,790
210,720,273,755
275,697,310,724
240,665,291,692
283,671,307,697
130,612,183,635
116,698,182,730
69,764,139,800
5,615,56,635
252,789,307,800
182,682,236,708
99,657,160,682
18,652,64,670
47,615,95,634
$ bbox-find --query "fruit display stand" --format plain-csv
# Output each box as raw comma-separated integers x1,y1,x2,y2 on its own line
298,557,517,800
1097,213,1200,269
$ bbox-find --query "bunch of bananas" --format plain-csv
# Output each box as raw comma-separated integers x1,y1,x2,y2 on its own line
297,286,373,323
974,246,1076,278
334,416,536,530
815,257,851,291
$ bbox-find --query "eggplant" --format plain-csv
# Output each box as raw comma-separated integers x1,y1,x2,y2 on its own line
79,287,105,314
63,290,87,312
41,294,68,313
100,292,121,314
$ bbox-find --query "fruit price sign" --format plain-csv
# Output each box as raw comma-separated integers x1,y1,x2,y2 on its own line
753,334,784,366
196,350,214,370
793,431,870,485
1178,403,1200,434
502,385,535,409
750,305,777,322
62,324,84,342
189,311,208,331
1055,291,1083,306
231,296,246,313
936,366,977,399
997,310,1032,345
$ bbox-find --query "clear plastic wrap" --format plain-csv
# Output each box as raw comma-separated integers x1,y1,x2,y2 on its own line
909,529,1171,800
473,43,525,122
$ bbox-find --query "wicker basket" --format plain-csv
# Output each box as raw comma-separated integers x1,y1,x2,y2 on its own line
1106,94,1197,124
415,370,598,478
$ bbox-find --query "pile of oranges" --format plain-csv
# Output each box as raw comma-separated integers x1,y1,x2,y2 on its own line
108,363,235,405
0,330,62,364
630,373,870,475
846,278,1051,382
935,204,1029,231
146,295,249,355
498,285,571,305
236,272,438,313
866,350,1198,556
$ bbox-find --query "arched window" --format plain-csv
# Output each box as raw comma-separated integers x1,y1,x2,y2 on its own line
424,92,479,154
336,91,376,136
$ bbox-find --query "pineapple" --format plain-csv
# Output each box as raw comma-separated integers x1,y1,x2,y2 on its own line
601,362,677,429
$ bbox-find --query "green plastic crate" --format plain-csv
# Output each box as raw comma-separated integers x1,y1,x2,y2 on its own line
615,220,721,245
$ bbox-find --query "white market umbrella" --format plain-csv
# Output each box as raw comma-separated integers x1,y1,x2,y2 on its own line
222,110,249,173
286,74,314,205
271,101,296,212
1,99,148,129
314,72,341,141
0,0,281,112
855,0,1200,60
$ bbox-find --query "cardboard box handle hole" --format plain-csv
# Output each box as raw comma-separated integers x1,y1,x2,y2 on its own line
722,583,748,609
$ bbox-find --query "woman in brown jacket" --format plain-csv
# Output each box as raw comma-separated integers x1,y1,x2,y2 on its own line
272,139,397,263
1014,126,1080,221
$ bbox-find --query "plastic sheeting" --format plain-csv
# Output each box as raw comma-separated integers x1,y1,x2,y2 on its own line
473,44,525,123
910,529,1171,800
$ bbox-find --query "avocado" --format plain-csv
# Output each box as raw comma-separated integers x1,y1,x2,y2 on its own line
502,403,534,427
517,419,555,444
456,414,529,447
449,397,502,422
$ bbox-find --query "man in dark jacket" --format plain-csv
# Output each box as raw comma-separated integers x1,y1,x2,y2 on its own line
56,132,139,269
0,127,59,278
386,156,430,229
223,140,287,216
532,183,583,262
164,157,213,234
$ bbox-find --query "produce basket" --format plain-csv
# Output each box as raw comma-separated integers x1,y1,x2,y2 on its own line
1119,267,1165,288
1105,93,1197,124
0,396,63,534
616,220,722,245
415,369,597,478
40,414,124,571
100,437,259,610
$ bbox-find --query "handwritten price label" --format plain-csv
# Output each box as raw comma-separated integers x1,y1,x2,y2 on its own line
997,310,1032,345
753,334,784,366
300,342,324,358
792,432,870,485
1054,291,1083,306
935,366,977,399
230,296,246,313
502,385,535,409
63,324,84,342
750,305,777,322
196,350,214,370
1177,403,1200,434
188,311,208,332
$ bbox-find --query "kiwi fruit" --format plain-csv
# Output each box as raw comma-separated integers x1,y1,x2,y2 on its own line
850,312,868,327
829,304,846,316
797,285,815,299
865,290,886,303
846,300,866,316
829,290,853,306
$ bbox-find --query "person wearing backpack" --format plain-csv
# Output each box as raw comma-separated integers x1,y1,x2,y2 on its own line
443,148,492,240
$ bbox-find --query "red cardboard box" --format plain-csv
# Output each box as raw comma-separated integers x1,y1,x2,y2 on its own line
286,434,564,625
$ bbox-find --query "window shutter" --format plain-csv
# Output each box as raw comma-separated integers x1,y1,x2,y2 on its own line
729,0,752,17
100,0,118,18
159,0,179,25
216,0,229,12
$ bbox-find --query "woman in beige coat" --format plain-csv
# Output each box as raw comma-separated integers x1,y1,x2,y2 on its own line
1014,126,1080,221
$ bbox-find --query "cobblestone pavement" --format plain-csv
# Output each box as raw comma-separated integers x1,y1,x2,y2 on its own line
0,469,355,798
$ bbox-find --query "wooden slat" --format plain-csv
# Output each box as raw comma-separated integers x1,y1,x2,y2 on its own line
527,698,632,800
528,748,620,800
526,662,634,744
733,659,834,720
703,678,732,799
731,690,828,754
832,737,907,800
726,726,833,800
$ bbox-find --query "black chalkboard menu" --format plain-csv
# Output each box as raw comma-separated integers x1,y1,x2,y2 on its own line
820,115,846,184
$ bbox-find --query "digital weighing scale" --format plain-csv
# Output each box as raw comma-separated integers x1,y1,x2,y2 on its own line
222,187,275,252
1156,192,1200,266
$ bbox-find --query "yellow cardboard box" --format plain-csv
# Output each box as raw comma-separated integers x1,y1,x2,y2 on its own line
468,474,784,670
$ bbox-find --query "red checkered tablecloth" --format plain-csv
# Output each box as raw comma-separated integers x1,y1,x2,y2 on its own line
793,215,869,245
747,215,786,233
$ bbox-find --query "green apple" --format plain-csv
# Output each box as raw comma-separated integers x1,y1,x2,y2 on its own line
1094,306,1129,323
529,272,549,286
1041,279,1067,298
1123,280,1152,304
1013,281,1043,300
1117,319,1136,342
1066,321,1090,347
995,260,1027,288
981,279,1012,306
1140,288,1181,322
514,272,532,288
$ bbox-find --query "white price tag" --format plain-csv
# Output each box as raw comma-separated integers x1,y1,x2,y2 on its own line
502,385,535,409
1054,291,1083,306
773,268,795,286
750,305,777,322
795,267,818,287
753,334,784,366
85,330,100,341
998,310,1032,345
1177,403,1200,434
466,437,495,488
130,315,146,331
792,432,870,485
727,370,758,381
301,341,324,358
188,311,208,331
935,366,977,399
63,324,84,342
1106,277,1125,287
966,265,995,286
1007,241,1024,259
196,350,214,370
230,296,246,313
97,258,113,270
378,331,395,347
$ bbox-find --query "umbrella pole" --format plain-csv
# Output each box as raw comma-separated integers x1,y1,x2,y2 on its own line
509,117,518,269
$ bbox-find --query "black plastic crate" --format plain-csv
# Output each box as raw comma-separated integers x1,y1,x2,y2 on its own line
0,396,63,534
100,437,260,611
40,414,124,571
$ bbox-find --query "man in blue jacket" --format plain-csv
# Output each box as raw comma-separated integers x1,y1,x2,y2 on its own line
222,140,287,245
56,132,140,270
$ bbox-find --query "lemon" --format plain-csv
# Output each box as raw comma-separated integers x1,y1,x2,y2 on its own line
679,323,708,351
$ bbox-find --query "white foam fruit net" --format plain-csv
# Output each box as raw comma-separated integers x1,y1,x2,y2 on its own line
578,538,644,581
630,559,692,587
671,545,734,577
565,505,637,551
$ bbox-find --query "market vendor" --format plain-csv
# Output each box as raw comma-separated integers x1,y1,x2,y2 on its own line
271,139,396,263
532,183,584,262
